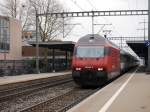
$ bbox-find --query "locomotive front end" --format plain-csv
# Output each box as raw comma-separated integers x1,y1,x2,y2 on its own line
72,46,108,86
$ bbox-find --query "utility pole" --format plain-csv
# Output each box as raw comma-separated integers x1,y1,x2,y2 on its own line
92,11,94,35
36,10,40,74
142,19,147,40
63,16,65,38
137,19,148,41
148,0,150,71
62,10,65,38
3,38,6,60
14,0,17,18
120,37,123,49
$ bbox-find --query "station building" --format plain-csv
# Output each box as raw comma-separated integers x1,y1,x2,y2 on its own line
0,16,74,74
0,16,22,60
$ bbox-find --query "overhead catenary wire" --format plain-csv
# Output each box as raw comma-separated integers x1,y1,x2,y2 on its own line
80,24,89,32
85,0,107,35
68,0,124,46
84,0,118,37
86,0,97,10
70,0,84,11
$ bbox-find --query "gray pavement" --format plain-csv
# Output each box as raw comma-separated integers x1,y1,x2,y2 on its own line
107,73,150,112
68,67,150,112
0,71,71,85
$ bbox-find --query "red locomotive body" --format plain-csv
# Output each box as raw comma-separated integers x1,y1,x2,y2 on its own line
72,34,121,86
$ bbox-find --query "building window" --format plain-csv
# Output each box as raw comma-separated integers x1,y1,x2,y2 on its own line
0,17,10,52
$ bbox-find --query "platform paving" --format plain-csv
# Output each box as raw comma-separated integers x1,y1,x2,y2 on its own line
68,67,150,112
0,71,71,86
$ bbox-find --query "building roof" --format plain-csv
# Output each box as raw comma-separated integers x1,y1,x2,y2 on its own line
29,41,75,52
0,15,9,19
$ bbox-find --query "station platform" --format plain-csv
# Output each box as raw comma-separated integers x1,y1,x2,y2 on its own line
68,66,150,112
0,71,71,86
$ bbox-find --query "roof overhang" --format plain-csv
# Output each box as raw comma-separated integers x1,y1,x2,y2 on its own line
29,41,75,52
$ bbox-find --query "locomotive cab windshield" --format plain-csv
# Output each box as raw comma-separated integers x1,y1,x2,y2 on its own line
76,46,104,58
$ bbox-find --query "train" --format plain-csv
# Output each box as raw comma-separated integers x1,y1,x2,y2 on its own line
72,34,139,86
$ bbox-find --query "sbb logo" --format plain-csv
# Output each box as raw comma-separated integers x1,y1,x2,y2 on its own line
145,40,150,47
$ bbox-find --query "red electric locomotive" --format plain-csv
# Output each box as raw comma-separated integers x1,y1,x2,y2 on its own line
72,34,122,86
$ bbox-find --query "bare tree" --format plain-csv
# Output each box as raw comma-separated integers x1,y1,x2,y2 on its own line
0,0,34,31
0,0,18,18
0,0,72,41
29,0,72,41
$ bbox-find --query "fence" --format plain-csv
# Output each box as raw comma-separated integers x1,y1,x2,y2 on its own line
0,59,71,76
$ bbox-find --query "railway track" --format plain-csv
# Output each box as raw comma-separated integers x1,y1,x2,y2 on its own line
0,70,131,111
20,88,99,112
0,70,130,111
0,75,73,103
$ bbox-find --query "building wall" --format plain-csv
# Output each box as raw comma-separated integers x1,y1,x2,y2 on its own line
22,46,68,59
22,46,48,58
0,17,22,60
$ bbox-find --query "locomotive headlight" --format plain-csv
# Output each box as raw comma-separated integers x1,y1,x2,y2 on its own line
98,68,103,71
76,68,81,71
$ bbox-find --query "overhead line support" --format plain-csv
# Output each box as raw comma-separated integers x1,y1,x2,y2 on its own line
37,10,148,17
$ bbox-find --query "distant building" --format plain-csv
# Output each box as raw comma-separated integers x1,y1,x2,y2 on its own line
22,46,68,59
0,16,22,60
22,31,33,39
22,30,37,42
22,46,49,59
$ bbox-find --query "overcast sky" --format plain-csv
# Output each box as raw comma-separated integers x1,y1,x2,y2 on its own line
56,0,148,42
0,0,148,42
0,0,148,55
57,0,148,56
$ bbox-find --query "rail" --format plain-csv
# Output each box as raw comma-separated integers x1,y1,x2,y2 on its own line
0,76,72,103
20,88,100,112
